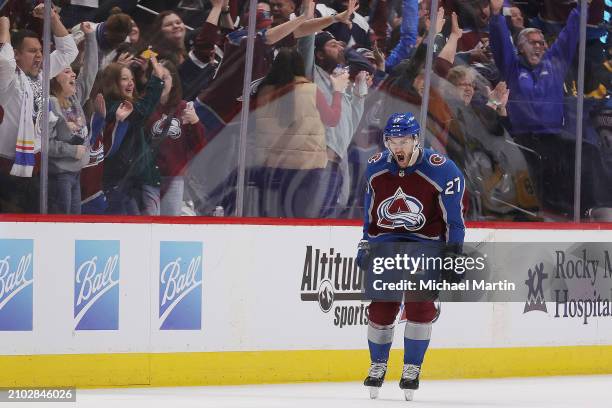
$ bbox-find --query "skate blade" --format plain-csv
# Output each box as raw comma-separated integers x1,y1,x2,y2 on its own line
404,389,414,401
369,387,380,399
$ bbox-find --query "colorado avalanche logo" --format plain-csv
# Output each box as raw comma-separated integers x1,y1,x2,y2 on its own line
377,187,426,230
152,115,182,140
237,77,265,101
429,153,446,166
368,152,382,164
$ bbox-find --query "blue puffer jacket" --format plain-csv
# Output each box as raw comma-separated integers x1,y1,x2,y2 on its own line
489,7,582,135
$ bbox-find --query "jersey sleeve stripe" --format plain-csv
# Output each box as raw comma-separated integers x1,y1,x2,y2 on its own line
415,169,443,192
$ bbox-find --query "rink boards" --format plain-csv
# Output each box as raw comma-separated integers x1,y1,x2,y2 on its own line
1,218,612,387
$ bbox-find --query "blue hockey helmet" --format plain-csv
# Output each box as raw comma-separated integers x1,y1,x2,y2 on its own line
383,112,420,139
383,112,421,167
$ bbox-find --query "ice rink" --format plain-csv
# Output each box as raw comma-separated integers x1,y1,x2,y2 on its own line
27,375,611,408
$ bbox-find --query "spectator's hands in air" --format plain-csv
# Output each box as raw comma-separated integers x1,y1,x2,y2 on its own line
423,7,445,34
435,7,446,35
116,100,134,122
450,12,463,39
80,22,95,34
301,0,315,20
32,3,58,20
335,0,359,26
0,16,10,30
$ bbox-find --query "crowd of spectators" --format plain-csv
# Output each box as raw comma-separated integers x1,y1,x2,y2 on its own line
0,0,610,220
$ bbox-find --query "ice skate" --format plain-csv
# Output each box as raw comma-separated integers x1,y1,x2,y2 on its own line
399,364,420,401
363,362,387,399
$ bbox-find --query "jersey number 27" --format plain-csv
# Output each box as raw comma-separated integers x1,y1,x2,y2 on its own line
445,177,461,195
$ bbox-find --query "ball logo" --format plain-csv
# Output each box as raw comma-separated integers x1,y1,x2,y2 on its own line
377,187,427,231
74,240,120,330
159,242,203,330
0,239,33,331
368,152,383,164
429,153,446,166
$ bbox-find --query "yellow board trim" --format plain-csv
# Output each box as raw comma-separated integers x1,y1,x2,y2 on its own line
2,346,612,388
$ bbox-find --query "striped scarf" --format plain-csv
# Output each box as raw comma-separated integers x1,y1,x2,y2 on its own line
10,69,39,177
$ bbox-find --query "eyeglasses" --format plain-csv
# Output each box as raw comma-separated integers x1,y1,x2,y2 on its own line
527,40,546,47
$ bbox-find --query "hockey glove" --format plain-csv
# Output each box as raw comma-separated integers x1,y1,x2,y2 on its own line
441,244,466,284
356,240,372,270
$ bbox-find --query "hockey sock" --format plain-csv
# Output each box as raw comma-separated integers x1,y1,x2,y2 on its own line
403,320,432,365
367,322,394,363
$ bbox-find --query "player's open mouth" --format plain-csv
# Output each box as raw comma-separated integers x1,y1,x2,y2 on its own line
396,153,406,162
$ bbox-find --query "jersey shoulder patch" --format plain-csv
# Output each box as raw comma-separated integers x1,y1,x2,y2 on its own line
428,152,446,166
368,152,383,164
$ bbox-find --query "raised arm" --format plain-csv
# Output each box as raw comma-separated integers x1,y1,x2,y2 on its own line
191,1,225,64
264,0,313,45
437,13,463,65
385,0,419,73
207,0,224,26
0,16,17,93
548,4,583,74
31,5,79,77
0,16,9,45
219,0,235,29
31,4,70,37
294,0,359,38
488,0,518,81
76,23,99,106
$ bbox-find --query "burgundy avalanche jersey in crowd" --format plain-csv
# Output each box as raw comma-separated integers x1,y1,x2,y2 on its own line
196,29,273,135
145,101,207,177
362,148,465,244
80,119,128,205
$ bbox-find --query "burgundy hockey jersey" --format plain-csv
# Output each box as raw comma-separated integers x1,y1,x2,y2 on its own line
362,148,465,244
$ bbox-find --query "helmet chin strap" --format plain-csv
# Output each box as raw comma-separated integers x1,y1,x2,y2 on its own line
407,146,420,166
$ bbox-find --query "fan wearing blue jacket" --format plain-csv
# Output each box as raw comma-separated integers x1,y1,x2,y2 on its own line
488,0,592,213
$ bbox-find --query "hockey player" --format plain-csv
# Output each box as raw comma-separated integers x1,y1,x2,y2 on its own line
356,112,465,400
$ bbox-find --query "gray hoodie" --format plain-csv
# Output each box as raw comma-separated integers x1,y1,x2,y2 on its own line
48,31,98,174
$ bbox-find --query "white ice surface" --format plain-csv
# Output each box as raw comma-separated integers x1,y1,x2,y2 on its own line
18,375,611,408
